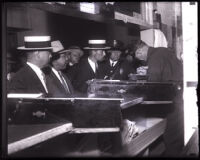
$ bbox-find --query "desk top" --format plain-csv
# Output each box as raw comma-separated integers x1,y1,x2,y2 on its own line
8,122,73,155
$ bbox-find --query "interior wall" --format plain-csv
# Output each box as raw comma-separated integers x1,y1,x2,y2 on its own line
17,8,50,46
182,2,198,146
15,6,140,53
16,7,107,49
47,13,107,49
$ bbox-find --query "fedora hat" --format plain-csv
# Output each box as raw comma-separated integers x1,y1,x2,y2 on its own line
108,40,124,51
51,40,70,54
17,36,53,50
84,40,110,50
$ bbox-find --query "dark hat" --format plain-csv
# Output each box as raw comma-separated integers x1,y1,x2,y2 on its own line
108,40,124,51
84,40,110,50
17,36,53,50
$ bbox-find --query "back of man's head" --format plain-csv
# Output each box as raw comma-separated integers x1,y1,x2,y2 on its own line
133,39,147,52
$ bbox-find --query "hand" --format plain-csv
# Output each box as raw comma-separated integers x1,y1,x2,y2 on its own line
136,66,148,75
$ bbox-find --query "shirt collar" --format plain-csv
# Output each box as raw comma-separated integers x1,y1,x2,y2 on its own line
27,62,43,75
109,59,118,66
88,57,96,73
51,67,59,74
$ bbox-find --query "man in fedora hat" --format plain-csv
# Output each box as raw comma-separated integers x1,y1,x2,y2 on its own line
73,40,110,93
98,40,135,80
43,40,74,97
8,36,53,94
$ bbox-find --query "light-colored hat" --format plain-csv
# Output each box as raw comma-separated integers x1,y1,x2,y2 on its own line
84,40,110,50
17,36,53,50
51,40,70,54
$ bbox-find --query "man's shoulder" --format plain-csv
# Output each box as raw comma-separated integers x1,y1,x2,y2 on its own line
13,65,31,76
78,58,90,68
153,47,172,53
10,65,34,82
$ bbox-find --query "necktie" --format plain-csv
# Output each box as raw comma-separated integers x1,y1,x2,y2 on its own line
95,62,99,74
41,72,46,84
41,72,48,93
111,62,114,67
58,71,70,94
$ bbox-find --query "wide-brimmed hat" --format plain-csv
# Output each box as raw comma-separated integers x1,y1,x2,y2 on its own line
84,40,110,50
51,40,70,54
108,40,124,51
17,36,53,50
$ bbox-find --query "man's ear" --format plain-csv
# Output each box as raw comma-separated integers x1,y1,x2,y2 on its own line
34,51,40,59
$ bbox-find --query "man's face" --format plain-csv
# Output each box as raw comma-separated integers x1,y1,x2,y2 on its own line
94,50,106,62
135,47,147,61
38,50,52,67
70,49,81,64
54,53,67,70
110,50,122,61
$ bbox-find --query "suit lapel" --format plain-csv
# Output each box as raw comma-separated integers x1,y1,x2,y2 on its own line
51,71,67,93
26,65,46,93
86,59,96,77
62,73,74,94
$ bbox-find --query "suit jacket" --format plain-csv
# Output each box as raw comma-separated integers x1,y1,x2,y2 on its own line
72,58,99,93
147,47,183,82
43,66,74,97
62,63,79,83
8,64,46,93
98,59,135,80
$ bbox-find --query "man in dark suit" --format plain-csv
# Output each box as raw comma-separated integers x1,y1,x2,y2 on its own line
73,40,110,93
98,40,135,80
43,40,74,97
8,36,53,94
133,39,183,82
134,39,184,156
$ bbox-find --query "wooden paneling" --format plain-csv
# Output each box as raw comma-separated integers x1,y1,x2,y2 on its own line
7,6,31,30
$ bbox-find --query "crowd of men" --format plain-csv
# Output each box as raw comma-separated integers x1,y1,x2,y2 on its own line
7,35,183,96
6,35,183,155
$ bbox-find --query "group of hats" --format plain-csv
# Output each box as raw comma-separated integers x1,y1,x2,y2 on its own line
17,36,124,52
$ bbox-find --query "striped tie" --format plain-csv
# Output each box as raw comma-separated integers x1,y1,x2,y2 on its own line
58,71,70,94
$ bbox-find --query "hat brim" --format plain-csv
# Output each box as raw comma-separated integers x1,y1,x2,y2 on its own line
17,46,53,50
84,47,111,50
108,48,123,51
59,49,71,54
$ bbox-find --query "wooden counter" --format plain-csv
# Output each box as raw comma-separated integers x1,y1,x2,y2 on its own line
8,122,72,155
122,117,166,156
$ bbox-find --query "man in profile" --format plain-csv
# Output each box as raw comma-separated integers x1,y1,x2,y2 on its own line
8,36,52,94
73,40,110,93
43,40,74,97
